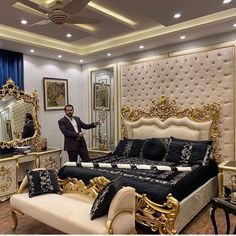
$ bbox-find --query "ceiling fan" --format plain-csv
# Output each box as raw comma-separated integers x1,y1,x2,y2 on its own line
17,0,101,26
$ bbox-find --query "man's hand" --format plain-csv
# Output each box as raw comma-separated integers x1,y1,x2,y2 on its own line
79,132,84,137
95,121,101,126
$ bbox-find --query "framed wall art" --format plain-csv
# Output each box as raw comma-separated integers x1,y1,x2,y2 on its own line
43,77,68,110
93,82,110,110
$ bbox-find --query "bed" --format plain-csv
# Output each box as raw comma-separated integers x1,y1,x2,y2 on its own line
58,96,221,234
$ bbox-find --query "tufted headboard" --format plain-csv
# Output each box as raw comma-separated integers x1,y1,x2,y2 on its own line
121,97,221,162
119,46,234,161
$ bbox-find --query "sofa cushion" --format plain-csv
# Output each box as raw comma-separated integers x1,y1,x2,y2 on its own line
10,193,108,234
26,169,61,198
90,177,122,220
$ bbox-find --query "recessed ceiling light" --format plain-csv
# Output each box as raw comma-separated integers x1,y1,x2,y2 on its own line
233,23,236,27
139,45,144,49
223,0,232,4
107,53,111,56
80,59,84,63
30,49,35,53
21,19,28,25
58,55,62,58
180,35,186,39
174,13,182,19
66,33,72,38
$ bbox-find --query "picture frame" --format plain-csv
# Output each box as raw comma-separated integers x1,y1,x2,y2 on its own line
43,77,68,111
93,82,110,110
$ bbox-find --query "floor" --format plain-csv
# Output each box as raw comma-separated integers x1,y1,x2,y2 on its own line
0,199,236,234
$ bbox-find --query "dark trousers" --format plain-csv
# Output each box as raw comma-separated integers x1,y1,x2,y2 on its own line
67,149,90,162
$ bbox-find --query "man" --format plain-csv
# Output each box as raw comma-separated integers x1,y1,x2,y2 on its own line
58,104,99,162
22,113,35,138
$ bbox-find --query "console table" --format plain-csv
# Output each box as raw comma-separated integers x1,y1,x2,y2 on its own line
0,148,61,201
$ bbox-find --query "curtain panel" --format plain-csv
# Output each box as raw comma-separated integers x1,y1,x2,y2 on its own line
0,49,24,90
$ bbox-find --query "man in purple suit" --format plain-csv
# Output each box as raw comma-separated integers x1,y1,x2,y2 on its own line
58,104,100,162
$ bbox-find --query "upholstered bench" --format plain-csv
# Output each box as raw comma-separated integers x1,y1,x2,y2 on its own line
10,170,136,234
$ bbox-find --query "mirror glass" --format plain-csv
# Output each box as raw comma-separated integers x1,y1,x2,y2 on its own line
0,79,41,148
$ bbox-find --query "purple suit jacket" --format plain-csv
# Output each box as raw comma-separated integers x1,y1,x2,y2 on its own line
58,116,96,151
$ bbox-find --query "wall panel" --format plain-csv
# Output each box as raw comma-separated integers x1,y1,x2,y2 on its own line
120,47,235,161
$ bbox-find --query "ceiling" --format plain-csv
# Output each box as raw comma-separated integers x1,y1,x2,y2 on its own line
1,0,236,65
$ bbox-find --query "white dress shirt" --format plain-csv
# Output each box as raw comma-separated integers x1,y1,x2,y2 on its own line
66,115,79,133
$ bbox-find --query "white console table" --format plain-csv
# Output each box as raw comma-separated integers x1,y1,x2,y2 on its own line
0,148,62,201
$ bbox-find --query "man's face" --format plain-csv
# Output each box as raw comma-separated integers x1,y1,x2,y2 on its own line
65,106,74,117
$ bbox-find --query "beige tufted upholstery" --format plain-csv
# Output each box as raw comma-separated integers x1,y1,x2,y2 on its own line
120,47,234,161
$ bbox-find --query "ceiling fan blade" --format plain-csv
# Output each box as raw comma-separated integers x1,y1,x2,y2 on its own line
29,20,51,27
63,0,91,14
69,16,101,24
17,0,49,14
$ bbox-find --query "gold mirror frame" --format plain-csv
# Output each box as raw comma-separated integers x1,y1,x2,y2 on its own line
0,79,41,148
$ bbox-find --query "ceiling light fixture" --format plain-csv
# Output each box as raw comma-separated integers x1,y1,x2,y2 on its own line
223,0,232,4
174,13,182,19
66,33,72,38
233,23,236,27
21,19,28,25
58,55,62,58
107,53,111,56
180,35,186,39
80,59,84,63
139,45,144,49
30,49,35,53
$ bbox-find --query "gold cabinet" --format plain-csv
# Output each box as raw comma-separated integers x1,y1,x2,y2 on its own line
0,156,18,201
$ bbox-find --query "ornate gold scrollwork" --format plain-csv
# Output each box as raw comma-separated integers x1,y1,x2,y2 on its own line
0,165,12,193
121,96,221,162
0,79,41,148
58,175,180,234
58,176,110,200
135,193,180,234
43,156,57,170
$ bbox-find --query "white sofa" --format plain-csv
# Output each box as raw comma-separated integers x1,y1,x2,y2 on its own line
10,174,136,234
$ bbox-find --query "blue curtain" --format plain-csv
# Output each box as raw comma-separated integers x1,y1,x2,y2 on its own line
0,49,24,90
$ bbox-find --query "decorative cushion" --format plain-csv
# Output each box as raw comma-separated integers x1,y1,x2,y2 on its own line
112,138,146,157
166,139,212,166
26,169,61,198
90,177,122,220
171,136,213,145
141,138,167,161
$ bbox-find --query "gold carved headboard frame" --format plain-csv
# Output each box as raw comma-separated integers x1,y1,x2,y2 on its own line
121,96,221,162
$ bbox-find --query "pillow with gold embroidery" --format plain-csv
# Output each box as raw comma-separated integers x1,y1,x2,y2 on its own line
26,169,61,198
90,177,122,220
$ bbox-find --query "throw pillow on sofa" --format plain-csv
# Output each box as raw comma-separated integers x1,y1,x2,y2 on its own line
90,177,122,220
26,169,61,198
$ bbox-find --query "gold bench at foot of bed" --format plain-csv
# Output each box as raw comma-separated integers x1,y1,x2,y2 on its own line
59,176,180,234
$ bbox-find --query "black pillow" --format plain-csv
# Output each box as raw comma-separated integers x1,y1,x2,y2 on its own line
112,139,128,156
112,138,146,157
142,138,167,161
90,177,122,220
26,169,61,198
171,136,213,145
166,140,212,165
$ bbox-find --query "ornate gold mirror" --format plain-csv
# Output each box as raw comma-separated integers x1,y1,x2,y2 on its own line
0,79,41,148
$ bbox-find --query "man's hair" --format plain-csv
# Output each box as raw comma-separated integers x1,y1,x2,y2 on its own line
25,113,33,120
64,104,74,111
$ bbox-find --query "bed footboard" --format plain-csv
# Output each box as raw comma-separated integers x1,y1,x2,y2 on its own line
135,193,180,234
58,176,179,234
